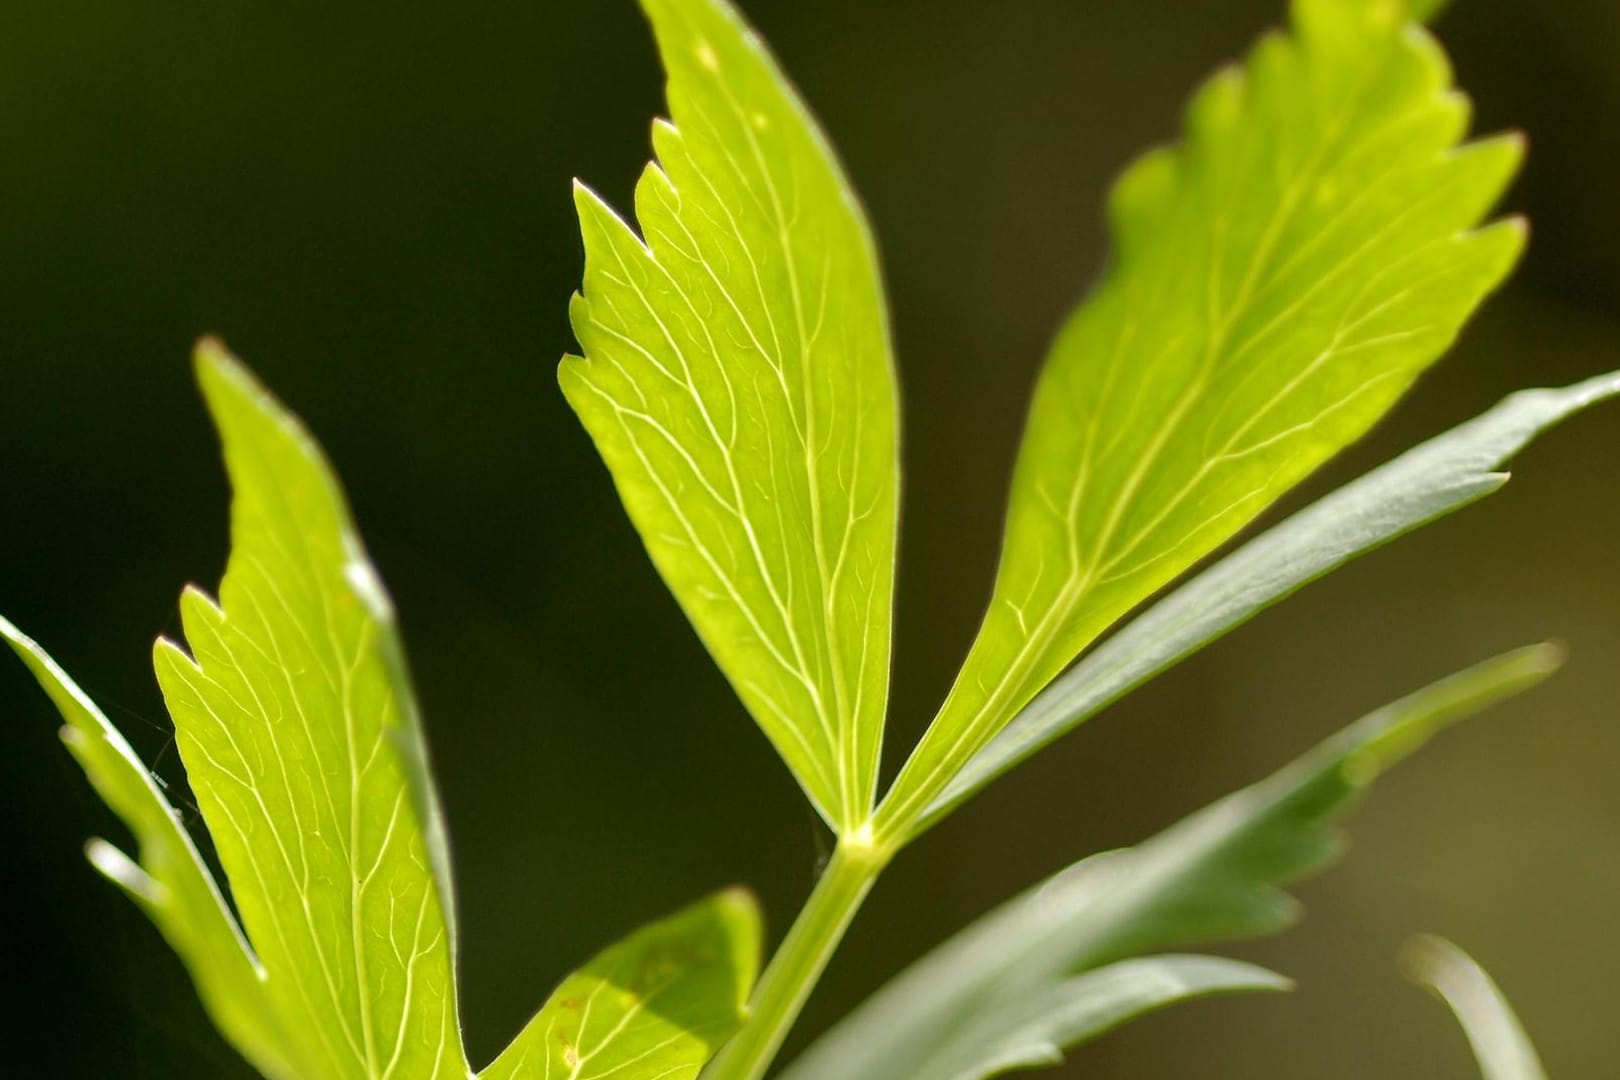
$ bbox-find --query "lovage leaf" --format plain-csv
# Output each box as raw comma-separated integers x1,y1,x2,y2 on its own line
787,645,1559,1079
1403,936,1548,1080
923,371,1620,833
482,890,761,1080
564,0,900,831
152,341,467,1078
1,617,292,1079
899,955,1287,1080
881,0,1525,835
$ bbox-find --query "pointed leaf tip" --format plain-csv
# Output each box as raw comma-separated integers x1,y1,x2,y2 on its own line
1354,642,1563,776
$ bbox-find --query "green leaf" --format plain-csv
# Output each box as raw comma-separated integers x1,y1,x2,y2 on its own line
151,341,467,1078
786,645,1559,1080
903,955,1287,1080
1402,936,1548,1080
1,617,293,1079
563,0,900,831
482,889,762,1080
880,0,1525,837
1408,0,1455,23
923,371,1620,833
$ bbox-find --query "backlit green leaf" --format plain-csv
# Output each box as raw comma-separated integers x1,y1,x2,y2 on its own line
1408,0,1455,23
881,0,1524,837
788,645,1559,1079
1403,936,1548,1080
564,0,900,831
152,341,467,1079
1,617,292,1079
482,889,761,1080
923,371,1620,834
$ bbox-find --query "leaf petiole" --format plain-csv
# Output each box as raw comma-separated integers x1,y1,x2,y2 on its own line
704,832,893,1080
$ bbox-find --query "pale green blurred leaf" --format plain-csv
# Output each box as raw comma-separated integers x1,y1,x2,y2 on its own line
908,955,1287,1080
1,617,293,1079
564,0,899,831
925,371,1620,833
482,890,761,1080
882,0,1524,835
788,646,1558,1079
1403,936,1549,1080
152,341,467,1078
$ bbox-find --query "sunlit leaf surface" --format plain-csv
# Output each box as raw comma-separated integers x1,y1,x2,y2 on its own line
483,890,760,1080
883,0,1525,835
153,342,467,1079
565,0,900,830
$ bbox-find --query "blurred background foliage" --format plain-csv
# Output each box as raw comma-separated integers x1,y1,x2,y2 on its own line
1,1,1616,1076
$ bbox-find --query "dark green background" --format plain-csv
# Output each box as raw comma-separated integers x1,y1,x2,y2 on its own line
3,1,1617,1076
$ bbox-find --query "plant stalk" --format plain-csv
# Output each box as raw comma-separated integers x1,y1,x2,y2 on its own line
704,835,890,1080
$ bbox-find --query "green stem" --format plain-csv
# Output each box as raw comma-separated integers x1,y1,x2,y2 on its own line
706,835,890,1080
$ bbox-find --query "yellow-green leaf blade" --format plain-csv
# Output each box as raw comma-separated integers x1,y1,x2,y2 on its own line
882,0,1524,836
154,341,467,1078
564,0,900,831
481,889,762,1080
1,616,294,1078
